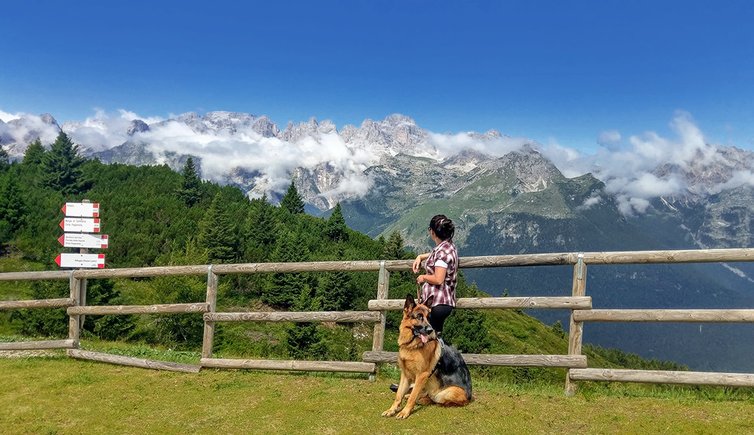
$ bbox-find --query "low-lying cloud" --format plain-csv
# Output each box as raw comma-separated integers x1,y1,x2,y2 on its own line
543,111,754,215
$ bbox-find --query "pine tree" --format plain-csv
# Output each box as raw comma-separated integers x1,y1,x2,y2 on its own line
325,203,348,242
280,180,305,214
263,230,309,308
383,230,407,260
286,284,321,359
198,192,238,263
41,131,86,195
243,194,277,261
0,176,26,244
177,156,202,206
317,247,355,311
0,146,9,171
22,139,45,166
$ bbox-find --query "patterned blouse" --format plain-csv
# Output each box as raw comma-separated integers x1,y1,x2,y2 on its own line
420,239,458,307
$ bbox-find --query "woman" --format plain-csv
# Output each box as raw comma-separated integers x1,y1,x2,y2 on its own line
413,214,458,337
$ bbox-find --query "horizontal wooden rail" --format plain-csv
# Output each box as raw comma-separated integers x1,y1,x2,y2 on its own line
368,296,592,311
2,248,753,281
0,270,72,281
201,357,376,373
570,368,754,387
460,248,754,267
362,351,587,368
74,265,211,279
68,349,200,373
0,339,76,351
0,298,75,311
205,311,381,323
573,309,754,323
68,303,209,315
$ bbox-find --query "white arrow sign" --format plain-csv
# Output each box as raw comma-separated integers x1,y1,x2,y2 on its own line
59,218,101,233
58,233,109,249
62,202,100,217
55,253,106,269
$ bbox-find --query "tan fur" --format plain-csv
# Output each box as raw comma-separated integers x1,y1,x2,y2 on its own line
381,300,469,419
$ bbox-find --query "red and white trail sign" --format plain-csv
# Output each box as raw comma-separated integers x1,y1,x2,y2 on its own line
62,202,100,217
54,253,106,269
58,233,109,249
59,218,101,233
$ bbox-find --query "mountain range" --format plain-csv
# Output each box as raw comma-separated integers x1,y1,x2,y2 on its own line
2,110,754,371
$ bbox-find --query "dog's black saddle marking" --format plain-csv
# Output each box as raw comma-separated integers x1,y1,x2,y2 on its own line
431,338,473,400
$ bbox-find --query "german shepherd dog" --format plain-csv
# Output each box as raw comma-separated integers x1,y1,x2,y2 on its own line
382,294,472,419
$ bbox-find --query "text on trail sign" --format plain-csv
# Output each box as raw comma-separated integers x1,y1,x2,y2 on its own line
59,218,101,233
55,253,106,269
58,233,109,249
62,202,100,217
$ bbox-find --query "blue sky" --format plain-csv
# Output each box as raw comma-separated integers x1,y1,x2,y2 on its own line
1,0,753,151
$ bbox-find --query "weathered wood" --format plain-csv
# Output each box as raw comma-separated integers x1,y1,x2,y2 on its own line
2,248,754,282
72,265,211,279
362,351,587,368
204,311,380,323
459,253,577,268
201,357,375,373
68,349,200,373
573,309,754,323
0,270,72,281
0,339,76,350
79,278,88,332
213,261,386,274
371,263,389,353
67,274,81,345
570,368,754,387
579,248,754,265
367,296,592,311
566,258,588,396
202,267,218,359
68,303,209,315
0,298,74,310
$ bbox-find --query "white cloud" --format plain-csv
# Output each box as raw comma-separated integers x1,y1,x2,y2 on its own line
597,130,621,148
0,110,21,122
545,112,753,214
428,132,531,158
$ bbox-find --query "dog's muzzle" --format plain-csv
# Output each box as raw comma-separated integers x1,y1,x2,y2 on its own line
413,325,435,344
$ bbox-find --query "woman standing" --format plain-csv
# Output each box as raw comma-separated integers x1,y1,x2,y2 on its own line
413,214,458,337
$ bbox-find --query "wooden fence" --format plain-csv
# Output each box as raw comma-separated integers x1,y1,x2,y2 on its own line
2,248,754,394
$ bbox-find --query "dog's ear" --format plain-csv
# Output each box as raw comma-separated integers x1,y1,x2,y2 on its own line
404,293,416,312
423,294,434,309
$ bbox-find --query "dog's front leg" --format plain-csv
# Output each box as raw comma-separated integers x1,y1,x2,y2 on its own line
382,375,411,417
395,372,430,419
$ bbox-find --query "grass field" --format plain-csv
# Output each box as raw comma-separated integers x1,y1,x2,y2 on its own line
3,354,754,434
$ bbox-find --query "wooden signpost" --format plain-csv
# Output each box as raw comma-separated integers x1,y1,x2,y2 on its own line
61,202,100,217
57,201,107,269
58,234,109,249
55,253,106,268
59,218,101,233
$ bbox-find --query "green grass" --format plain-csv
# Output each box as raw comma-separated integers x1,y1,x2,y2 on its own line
2,356,754,434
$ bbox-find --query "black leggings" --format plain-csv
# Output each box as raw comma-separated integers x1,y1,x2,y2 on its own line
429,304,454,335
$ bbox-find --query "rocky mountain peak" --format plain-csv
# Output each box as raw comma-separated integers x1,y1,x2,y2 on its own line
39,113,59,127
127,119,150,136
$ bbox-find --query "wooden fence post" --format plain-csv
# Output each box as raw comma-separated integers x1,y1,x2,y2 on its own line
67,272,81,349
369,261,389,381
201,265,219,360
565,253,587,396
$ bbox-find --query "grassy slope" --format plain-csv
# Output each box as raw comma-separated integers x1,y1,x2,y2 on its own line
2,356,754,434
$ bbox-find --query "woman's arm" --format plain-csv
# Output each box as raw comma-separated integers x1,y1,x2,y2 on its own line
412,253,430,273
417,266,447,286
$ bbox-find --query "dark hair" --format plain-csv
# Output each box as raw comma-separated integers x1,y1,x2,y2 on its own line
429,214,454,241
